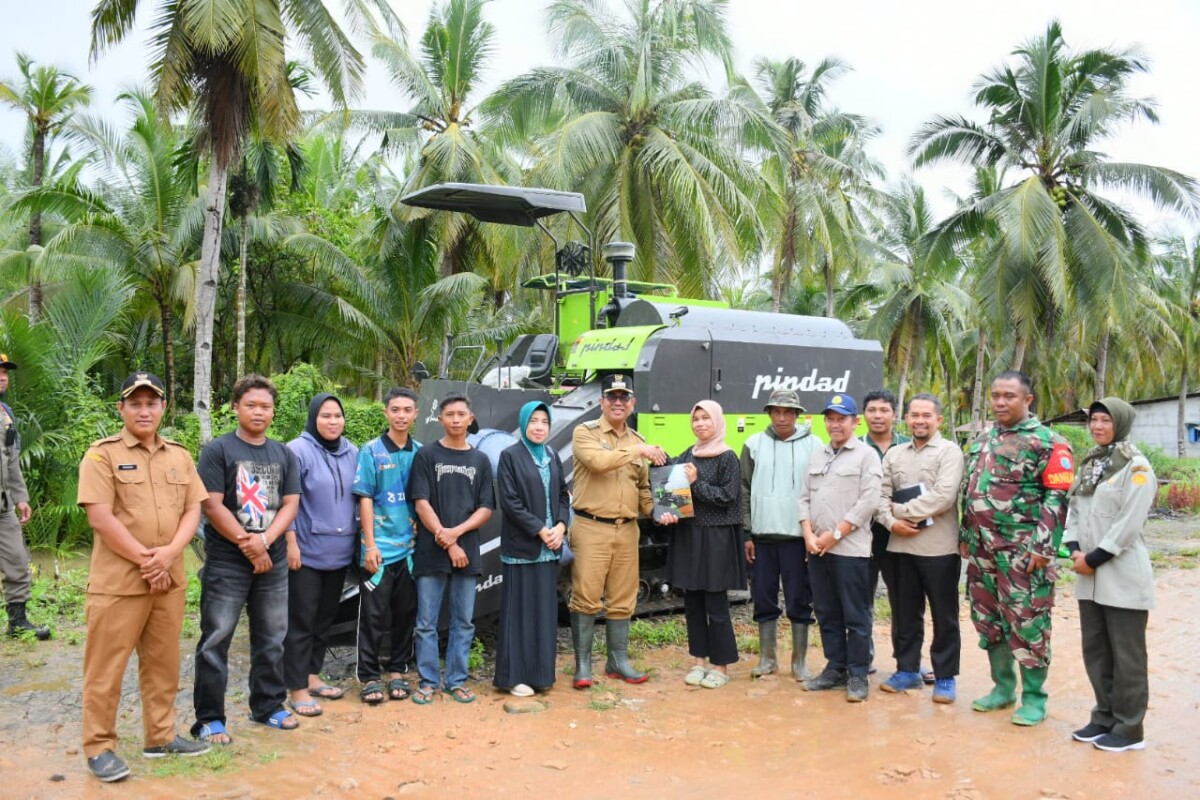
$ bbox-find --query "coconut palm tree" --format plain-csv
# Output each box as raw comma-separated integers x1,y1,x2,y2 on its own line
847,179,970,411
1155,233,1200,455
487,0,770,296
910,20,1198,371
0,53,93,320
746,56,881,314
23,90,200,408
89,0,403,441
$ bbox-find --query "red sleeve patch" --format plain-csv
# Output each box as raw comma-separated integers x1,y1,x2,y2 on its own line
1041,442,1074,490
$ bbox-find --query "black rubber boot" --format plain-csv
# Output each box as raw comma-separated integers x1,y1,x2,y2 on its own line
604,618,647,684
570,613,596,689
6,602,50,640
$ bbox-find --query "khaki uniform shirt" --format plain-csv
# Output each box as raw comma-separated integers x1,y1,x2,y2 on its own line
798,437,882,558
571,417,653,520
0,402,29,507
876,432,965,557
78,429,208,595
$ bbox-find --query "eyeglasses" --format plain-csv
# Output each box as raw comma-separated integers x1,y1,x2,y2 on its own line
604,394,632,404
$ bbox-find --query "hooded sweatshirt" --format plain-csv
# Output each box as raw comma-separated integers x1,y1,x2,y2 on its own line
287,393,359,570
740,420,823,539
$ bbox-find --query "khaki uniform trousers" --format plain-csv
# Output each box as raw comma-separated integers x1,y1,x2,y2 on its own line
569,516,640,619
82,588,185,757
0,509,32,603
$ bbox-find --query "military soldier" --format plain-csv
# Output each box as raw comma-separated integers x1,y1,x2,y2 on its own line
78,373,211,782
0,354,49,640
962,370,1074,726
569,374,665,687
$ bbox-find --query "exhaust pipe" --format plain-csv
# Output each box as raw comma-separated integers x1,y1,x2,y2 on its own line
602,241,635,299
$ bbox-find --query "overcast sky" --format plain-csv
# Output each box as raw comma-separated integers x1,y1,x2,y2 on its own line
1,0,1196,232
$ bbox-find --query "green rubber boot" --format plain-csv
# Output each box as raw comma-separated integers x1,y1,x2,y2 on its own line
1011,666,1049,726
604,618,647,684
570,613,596,689
971,646,1018,712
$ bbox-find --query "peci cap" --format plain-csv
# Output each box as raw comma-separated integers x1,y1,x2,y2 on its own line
0,353,17,370
601,373,635,396
822,394,858,416
120,371,166,400
763,388,805,413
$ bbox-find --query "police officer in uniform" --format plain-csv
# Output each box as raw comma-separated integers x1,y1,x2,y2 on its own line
569,374,665,687
0,354,49,640
77,373,211,781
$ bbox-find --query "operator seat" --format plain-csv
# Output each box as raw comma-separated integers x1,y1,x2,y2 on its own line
497,333,559,386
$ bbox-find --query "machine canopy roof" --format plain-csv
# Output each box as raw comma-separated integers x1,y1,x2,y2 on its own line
400,183,586,226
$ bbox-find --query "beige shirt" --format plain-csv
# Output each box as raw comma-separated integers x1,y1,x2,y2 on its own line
877,432,965,557
78,429,208,595
571,418,653,520
798,436,882,558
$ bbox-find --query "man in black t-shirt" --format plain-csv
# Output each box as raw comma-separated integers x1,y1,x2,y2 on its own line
409,393,494,704
191,375,301,743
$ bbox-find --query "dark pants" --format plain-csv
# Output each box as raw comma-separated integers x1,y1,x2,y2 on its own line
1079,600,1149,740
191,548,289,733
808,553,872,677
356,560,417,683
868,525,900,662
283,565,347,690
750,539,813,624
684,590,738,666
892,553,961,678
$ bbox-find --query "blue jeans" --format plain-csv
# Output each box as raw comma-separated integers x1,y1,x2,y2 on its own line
415,573,477,690
191,548,288,732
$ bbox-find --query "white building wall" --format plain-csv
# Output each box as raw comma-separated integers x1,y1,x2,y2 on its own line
1130,397,1200,458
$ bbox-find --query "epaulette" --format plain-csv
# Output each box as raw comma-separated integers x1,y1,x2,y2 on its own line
1115,441,1136,459
162,437,190,450
629,428,646,441
582,420,601,429
89,435,124,448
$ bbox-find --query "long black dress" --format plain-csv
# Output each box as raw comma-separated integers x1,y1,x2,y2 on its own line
665,447,746,591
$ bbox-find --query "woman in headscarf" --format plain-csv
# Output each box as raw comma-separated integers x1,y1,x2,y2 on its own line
494,401,571,697
283,393,359,716
1063,397,1156,753
661,400,745,689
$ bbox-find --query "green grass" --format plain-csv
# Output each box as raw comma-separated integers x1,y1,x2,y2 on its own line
872,595,892,623
629,618,687,649
147,746,235,778
468,637,486,671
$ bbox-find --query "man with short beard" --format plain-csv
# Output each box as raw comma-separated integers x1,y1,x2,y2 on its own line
875,393,964,703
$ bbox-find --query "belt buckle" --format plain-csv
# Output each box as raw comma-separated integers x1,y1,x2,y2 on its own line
615,517,627,526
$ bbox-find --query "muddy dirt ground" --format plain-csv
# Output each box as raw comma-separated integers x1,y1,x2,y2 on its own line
3,517,1199,799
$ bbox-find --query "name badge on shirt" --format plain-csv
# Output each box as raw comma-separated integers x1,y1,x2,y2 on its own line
117,464,138,471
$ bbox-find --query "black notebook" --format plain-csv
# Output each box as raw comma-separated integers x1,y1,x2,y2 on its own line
893,482,934,528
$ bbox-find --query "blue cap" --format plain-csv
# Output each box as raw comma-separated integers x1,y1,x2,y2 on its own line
822,394,858,416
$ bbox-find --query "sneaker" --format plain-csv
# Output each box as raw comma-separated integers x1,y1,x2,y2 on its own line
144,735,212,758
880,671,923,693
932,678,956,704
1093,733,1145,752
1071,723,1112,743
846,676,869,703
921,667,935,685
804,668,848,692
87,750,131,782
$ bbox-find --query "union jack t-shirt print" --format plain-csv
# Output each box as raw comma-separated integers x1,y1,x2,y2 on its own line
234,461,282,532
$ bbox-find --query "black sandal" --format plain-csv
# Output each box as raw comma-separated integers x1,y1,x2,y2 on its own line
388,678,412,701
360,681,385,705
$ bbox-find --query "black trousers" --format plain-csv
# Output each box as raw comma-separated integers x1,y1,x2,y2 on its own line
891,553,961,678
356,560,417,683
750,539,814,624
283,565,348,690
684,590,738,666
808,553,872,677
1079,600,1149,740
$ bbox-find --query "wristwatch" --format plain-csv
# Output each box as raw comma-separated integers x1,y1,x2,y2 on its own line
832,530,843,541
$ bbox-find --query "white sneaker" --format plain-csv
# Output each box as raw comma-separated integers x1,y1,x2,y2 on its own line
510,684,535,697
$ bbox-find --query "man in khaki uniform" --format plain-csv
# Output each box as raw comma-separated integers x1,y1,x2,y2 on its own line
569,374,664,687
875,393,964,703
0,354,49,640
77,373,211,782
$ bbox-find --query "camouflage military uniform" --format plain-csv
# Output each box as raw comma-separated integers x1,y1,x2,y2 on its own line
961,416,1074,669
